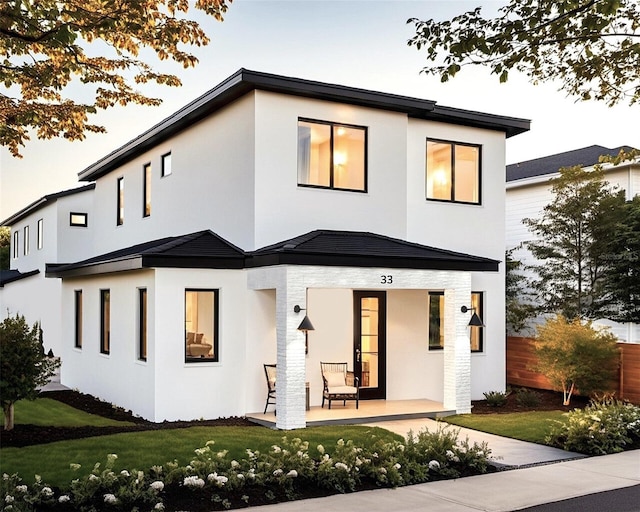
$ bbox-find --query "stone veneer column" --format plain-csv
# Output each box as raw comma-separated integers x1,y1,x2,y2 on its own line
443,276,472,414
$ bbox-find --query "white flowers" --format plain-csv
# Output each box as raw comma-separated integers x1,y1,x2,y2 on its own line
58,495,71,503
103,493,118,504
120,470,130,477
394,463,402,470
154,503,165,511
15,485,27,493
208,473,229,486
273,469,283,477
334,462,349,471
183,476,205,488
428,460,441,470
317,444,325,455
286,470,298,478
5,495,15,504
41,487,54,497
446,450,460,462
150,481,165,491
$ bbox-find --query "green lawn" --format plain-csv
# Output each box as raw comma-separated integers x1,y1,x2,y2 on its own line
1,398,135,428
1,424,401,488
443,410,567,444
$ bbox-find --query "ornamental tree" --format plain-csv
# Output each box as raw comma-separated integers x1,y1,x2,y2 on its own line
0,314,60,430
532,315,619,405
408,0,640,106
1,0,231,158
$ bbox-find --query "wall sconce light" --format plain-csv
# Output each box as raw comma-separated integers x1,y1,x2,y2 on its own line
294,305,315,331
461,305,485,327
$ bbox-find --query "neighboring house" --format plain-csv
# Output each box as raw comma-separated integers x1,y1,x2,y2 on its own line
1,184,96,357
2,69,530,428
506,144,640,342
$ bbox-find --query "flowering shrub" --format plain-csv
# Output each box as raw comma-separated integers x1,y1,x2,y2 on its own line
546,396,640,455
1,424,492,511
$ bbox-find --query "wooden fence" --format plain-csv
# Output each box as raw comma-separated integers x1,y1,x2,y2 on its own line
506,336,640,404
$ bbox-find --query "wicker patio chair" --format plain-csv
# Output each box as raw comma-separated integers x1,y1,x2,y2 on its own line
263,364,277,414
320,362,359,409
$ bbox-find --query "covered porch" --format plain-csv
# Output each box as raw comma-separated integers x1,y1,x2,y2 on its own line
246,398,454,428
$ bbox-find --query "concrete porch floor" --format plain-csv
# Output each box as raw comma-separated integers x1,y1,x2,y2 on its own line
246,399,455,428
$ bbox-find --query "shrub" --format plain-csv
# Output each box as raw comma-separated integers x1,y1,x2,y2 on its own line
0,427,492,510
483,390,510,407
546,395,640,455
515,388,542,408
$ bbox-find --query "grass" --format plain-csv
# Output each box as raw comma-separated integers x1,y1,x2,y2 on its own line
1,424,401,488
1,398,135,428
443,410,567,444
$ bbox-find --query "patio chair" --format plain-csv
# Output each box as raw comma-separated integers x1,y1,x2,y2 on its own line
263,364,277,414
320,362,359,409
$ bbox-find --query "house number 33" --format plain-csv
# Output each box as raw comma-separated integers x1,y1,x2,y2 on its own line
381,275,393,284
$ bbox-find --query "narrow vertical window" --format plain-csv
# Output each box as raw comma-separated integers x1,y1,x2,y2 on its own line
117,177,124,226
185,289,218,362
23,226,29,255
428,292,445,350
470,291,484,352
74,290,83,348
161,152,172,177
37,219,43,250
100,289,110,354
143,163,151,217
13,231,18,258
139,288,148,361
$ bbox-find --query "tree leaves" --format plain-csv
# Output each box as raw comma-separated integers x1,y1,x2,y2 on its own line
407,0,640,107
0,0,231,157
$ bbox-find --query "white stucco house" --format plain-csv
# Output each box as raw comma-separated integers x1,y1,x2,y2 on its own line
506,144,640,343
2,69,530,428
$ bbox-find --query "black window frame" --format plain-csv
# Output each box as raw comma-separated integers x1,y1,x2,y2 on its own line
23,225,29,255
12,231,18,259
74,290,83,349
37,218,44,250
426,138,482,205
184,288,219,363
100,289,110,355
116,177,124,226
470,291,484,353
297,118,368,193
138,288,148,361
143,163,151,218
428,291,444,351
70,212,88,227
161,152,172,177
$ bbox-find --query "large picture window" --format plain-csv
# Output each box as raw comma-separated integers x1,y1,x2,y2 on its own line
185,289,218,362
74,290,83,349
139,288,147,361
297,119,367,192
100,289,110,354
426,139,480,204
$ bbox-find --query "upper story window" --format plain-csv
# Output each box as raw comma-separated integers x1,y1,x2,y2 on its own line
70,212,88,227
161,152,172,177
117,177,124,226
23,226,29,255
297,119,367,192
426,139,481,204
143,163,151,217
37,219,43,249
185,289,218,362
13,231,18,259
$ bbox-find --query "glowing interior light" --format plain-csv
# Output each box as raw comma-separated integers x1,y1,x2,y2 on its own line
334,152,347,166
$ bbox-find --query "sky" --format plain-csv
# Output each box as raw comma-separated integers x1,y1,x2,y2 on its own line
1,0,638,219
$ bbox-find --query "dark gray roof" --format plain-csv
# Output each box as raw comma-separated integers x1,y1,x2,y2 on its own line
247,230,499,272
79,68,530,182
506,145,636,182
46,230,245,277
0,269,40,287
46,229,499,277
1,184,96,226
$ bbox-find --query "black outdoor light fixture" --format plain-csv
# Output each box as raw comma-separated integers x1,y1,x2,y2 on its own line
461,305,485,327
293,305,315,332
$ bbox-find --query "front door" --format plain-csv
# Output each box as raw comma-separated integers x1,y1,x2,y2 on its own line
353,291,386,400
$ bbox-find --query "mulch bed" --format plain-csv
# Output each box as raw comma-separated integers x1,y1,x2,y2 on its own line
1,387,588,448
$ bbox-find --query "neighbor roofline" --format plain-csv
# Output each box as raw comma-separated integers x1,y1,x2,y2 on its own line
1,184,96,226
78,68,530,182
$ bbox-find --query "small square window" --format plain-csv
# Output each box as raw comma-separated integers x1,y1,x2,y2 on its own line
70,212,88,227
161,152,172,177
